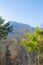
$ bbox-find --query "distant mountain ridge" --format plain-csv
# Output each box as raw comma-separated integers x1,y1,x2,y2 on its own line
9,21,35,38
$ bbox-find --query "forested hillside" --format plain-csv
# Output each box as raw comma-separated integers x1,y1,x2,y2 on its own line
0,17,43,65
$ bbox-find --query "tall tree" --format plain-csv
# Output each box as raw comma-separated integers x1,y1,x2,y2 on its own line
0,17,13,65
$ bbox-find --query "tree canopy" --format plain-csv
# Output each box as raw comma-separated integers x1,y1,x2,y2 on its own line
0,17,13,39
21,27,43,52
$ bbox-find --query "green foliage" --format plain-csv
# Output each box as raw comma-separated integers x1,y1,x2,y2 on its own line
0,17,13,39
21,27,43,52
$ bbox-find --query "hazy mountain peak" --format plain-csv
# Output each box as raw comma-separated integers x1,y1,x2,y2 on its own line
9,21,35,39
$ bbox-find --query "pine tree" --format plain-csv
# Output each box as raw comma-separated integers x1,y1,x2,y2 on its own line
0,16,13,65
0,16,13,39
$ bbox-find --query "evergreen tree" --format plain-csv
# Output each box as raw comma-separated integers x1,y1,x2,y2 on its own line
0,17,13,65
0,16,13,39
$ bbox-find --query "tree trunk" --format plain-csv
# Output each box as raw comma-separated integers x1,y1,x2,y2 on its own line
37,52,40,65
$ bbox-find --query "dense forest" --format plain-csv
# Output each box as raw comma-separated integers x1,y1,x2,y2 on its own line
0,17,43,65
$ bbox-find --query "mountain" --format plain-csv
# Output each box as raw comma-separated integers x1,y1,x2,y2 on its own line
9,21,35,39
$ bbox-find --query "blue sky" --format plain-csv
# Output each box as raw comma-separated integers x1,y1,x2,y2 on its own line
0,0,43,27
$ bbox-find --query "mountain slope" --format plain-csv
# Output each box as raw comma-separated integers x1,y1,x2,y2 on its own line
9,21,35,38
